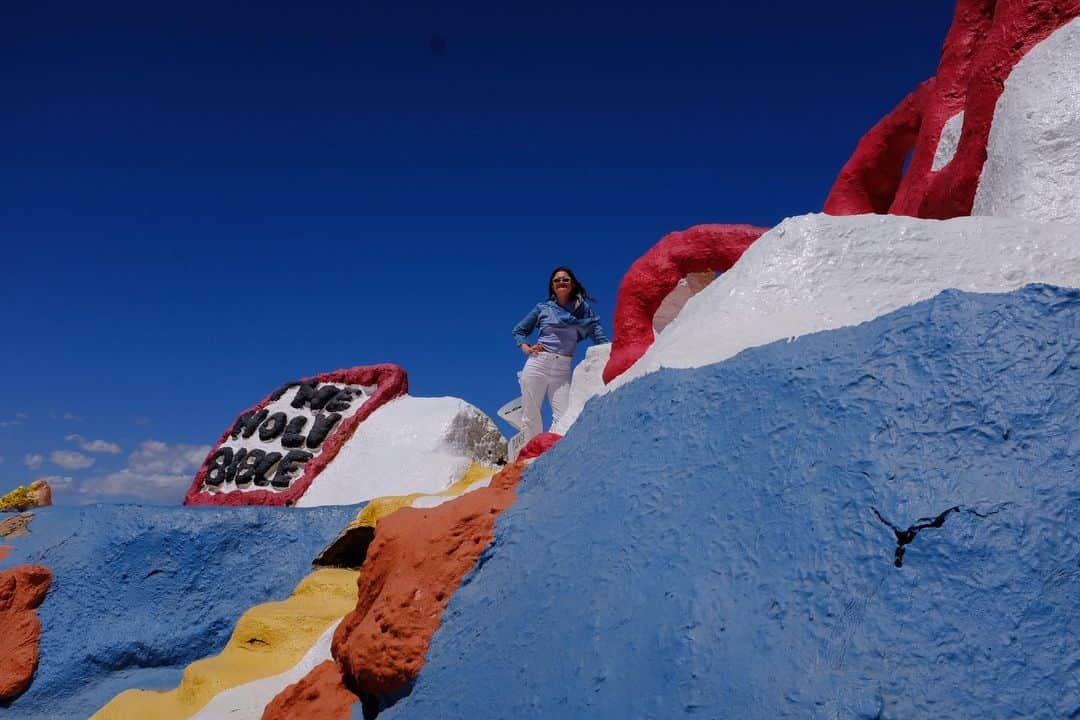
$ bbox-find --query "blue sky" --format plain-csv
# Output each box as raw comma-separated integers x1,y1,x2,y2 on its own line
2,1,955,503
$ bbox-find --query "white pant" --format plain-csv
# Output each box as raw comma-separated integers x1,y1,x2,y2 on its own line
518,352,571,442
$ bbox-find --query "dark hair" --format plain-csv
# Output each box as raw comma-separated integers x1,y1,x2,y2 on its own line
548,266,594,303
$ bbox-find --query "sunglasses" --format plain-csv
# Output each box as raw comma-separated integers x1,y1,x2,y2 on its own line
553,278,573,284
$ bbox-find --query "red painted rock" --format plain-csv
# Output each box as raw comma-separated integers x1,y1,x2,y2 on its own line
261,660,358,720
603,224,766,384
825,0,1080,219
517,432,561,460
0,565,52,701
0,547,11,562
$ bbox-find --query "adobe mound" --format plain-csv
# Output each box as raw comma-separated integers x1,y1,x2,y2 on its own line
387,284,1080,719
0,503,359,719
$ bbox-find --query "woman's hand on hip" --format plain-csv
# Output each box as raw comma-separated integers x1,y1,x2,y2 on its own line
521,343,542,356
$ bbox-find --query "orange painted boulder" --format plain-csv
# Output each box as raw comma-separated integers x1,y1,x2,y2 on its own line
334,461,525,698
265,461,529,718
0,565,52,701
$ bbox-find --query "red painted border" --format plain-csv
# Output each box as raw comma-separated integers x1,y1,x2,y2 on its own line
183,364,408,507
602,224,766,384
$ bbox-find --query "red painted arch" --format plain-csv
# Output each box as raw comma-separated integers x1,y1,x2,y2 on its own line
827,0,1080,220
602,224,767,384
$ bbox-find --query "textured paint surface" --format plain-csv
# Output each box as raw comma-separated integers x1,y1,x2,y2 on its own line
930,110,964,171
185,365,408,506
315,463,497,568
516,432,560,461
385,285,1080,719
0,565,51,701
610,213,1080,391
191,621,341,720
602,223,765,383
973,18,1080,224
297,396,505,507
273,461,529,718
0,503,359,719
262,660,357,720
94,568,359,720
825,0,1080,219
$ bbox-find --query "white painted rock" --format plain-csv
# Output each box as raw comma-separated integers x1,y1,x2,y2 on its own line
296,396,506,507
973,18,1080,224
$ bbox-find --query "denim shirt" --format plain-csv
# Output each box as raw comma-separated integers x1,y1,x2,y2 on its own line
512,298,610,356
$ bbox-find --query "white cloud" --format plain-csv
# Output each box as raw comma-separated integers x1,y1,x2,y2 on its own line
49,450,95,471
78,439,212,504
62,412,82,422
23,453,44,470
1,414,27,428
65,434,122,454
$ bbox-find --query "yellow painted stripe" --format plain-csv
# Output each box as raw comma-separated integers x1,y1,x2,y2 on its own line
92,568,359,720
347,462,497,531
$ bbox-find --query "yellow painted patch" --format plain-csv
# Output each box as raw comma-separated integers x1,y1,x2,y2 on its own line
346,462,497,531
92,568,359,720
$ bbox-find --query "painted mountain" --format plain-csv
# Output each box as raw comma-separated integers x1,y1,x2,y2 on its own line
1,2,1078,718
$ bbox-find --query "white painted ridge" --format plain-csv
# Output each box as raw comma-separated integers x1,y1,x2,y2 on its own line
612,213,1080,389
296,395,506,507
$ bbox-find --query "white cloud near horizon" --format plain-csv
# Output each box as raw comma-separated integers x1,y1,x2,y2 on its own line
23,453,44,470
1,412,28,428
66,433,122,454
77,439,212,504
50,450,95,471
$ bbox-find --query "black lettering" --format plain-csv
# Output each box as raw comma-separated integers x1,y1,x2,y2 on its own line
238,409,268,439
309,385,342,411
326,391,354,413
269,381,299,402
204,447,234,486
258,412,288,441
253,451,282,487
225,448,247,484
234,449,264,485
290,381,318,409
306,412,342,449
271,450,313,488
281,416,308,448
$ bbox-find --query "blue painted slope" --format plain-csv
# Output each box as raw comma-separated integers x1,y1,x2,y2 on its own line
387,285,1080,719
0,502,360,719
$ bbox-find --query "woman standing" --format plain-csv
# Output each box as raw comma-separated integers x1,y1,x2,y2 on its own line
511,266,610,442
